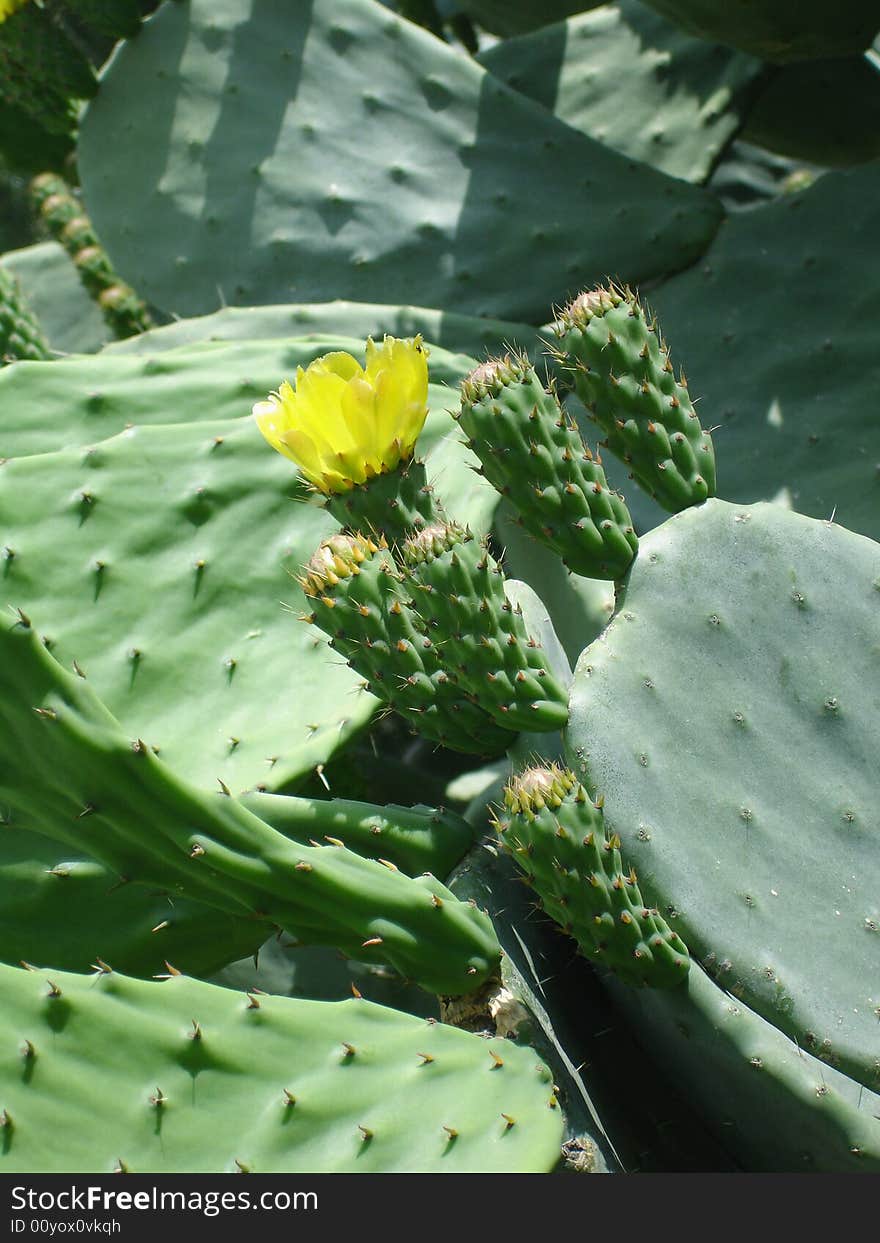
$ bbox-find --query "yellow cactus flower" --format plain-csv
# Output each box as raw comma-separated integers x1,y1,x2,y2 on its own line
253,336,430,494
0,0,30,21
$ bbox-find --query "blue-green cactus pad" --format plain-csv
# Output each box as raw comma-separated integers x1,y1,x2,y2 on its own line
647,162,880,543
479,2,760,183
78,0,721,323
567,500,880,1092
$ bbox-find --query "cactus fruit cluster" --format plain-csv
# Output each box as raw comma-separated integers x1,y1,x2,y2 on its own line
2,0,879,1177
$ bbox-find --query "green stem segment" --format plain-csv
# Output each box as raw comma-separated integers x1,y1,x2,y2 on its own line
302,533,514,756
458,354,637,580
494,765,690,989
401,523,570,733
552,284,716,512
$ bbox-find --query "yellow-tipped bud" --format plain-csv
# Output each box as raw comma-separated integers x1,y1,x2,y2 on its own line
299,532,386,598
253,336,430,494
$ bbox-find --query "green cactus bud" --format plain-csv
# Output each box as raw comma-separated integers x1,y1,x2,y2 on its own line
401,522,570,733
302,531,514,755
458,354,638,580
553,283,716,512
0,266,51,363
494,764,690,988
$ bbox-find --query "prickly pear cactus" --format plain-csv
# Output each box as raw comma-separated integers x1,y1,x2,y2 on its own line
77,0,721,321
637,0,880,62
0,962,563,1172
566,500,880,1093
0,264,50,362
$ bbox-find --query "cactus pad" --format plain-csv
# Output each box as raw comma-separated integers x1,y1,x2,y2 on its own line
0,618,501,996
0,826,263,978
78,0,721,322
648,161,880,543
478,1,760,183
637,0,880,62
0,963,562,1171
567,500,880,1091
0,338,497,792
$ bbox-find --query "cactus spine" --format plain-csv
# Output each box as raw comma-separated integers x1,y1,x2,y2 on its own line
458,354,638,580
401,523,570,733
553,284,716,512
495,765,690,988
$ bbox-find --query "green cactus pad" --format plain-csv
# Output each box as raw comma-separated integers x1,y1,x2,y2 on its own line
455,0,602,37
0,338,497,792
459,355,638,580
647,161,880,543
606,965,880,1171
102,302,547,365
553,284,717,512
30,172,153,339
1,242,110,354
0,618,501,996
78,0,721,323
495,765,689,989
301,533,514,755
637,0,880,62
0,963,562,1172
0,826,263,978
741,56,880,168
401,523,570,733
566,500,880,1092
0,266,50,363
478,1,761,183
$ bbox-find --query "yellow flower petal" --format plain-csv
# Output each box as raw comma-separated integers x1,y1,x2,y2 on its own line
0,0,30,23
253,336,429,493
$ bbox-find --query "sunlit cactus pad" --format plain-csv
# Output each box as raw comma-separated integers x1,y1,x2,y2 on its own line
78,0,720,321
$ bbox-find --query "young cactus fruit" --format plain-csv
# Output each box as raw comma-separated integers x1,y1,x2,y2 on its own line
458,354,638,580
401,523,570,733
254,336,443,541
0,266,51,362
553,284,716,512
494,765,690,989
301,532,514,755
